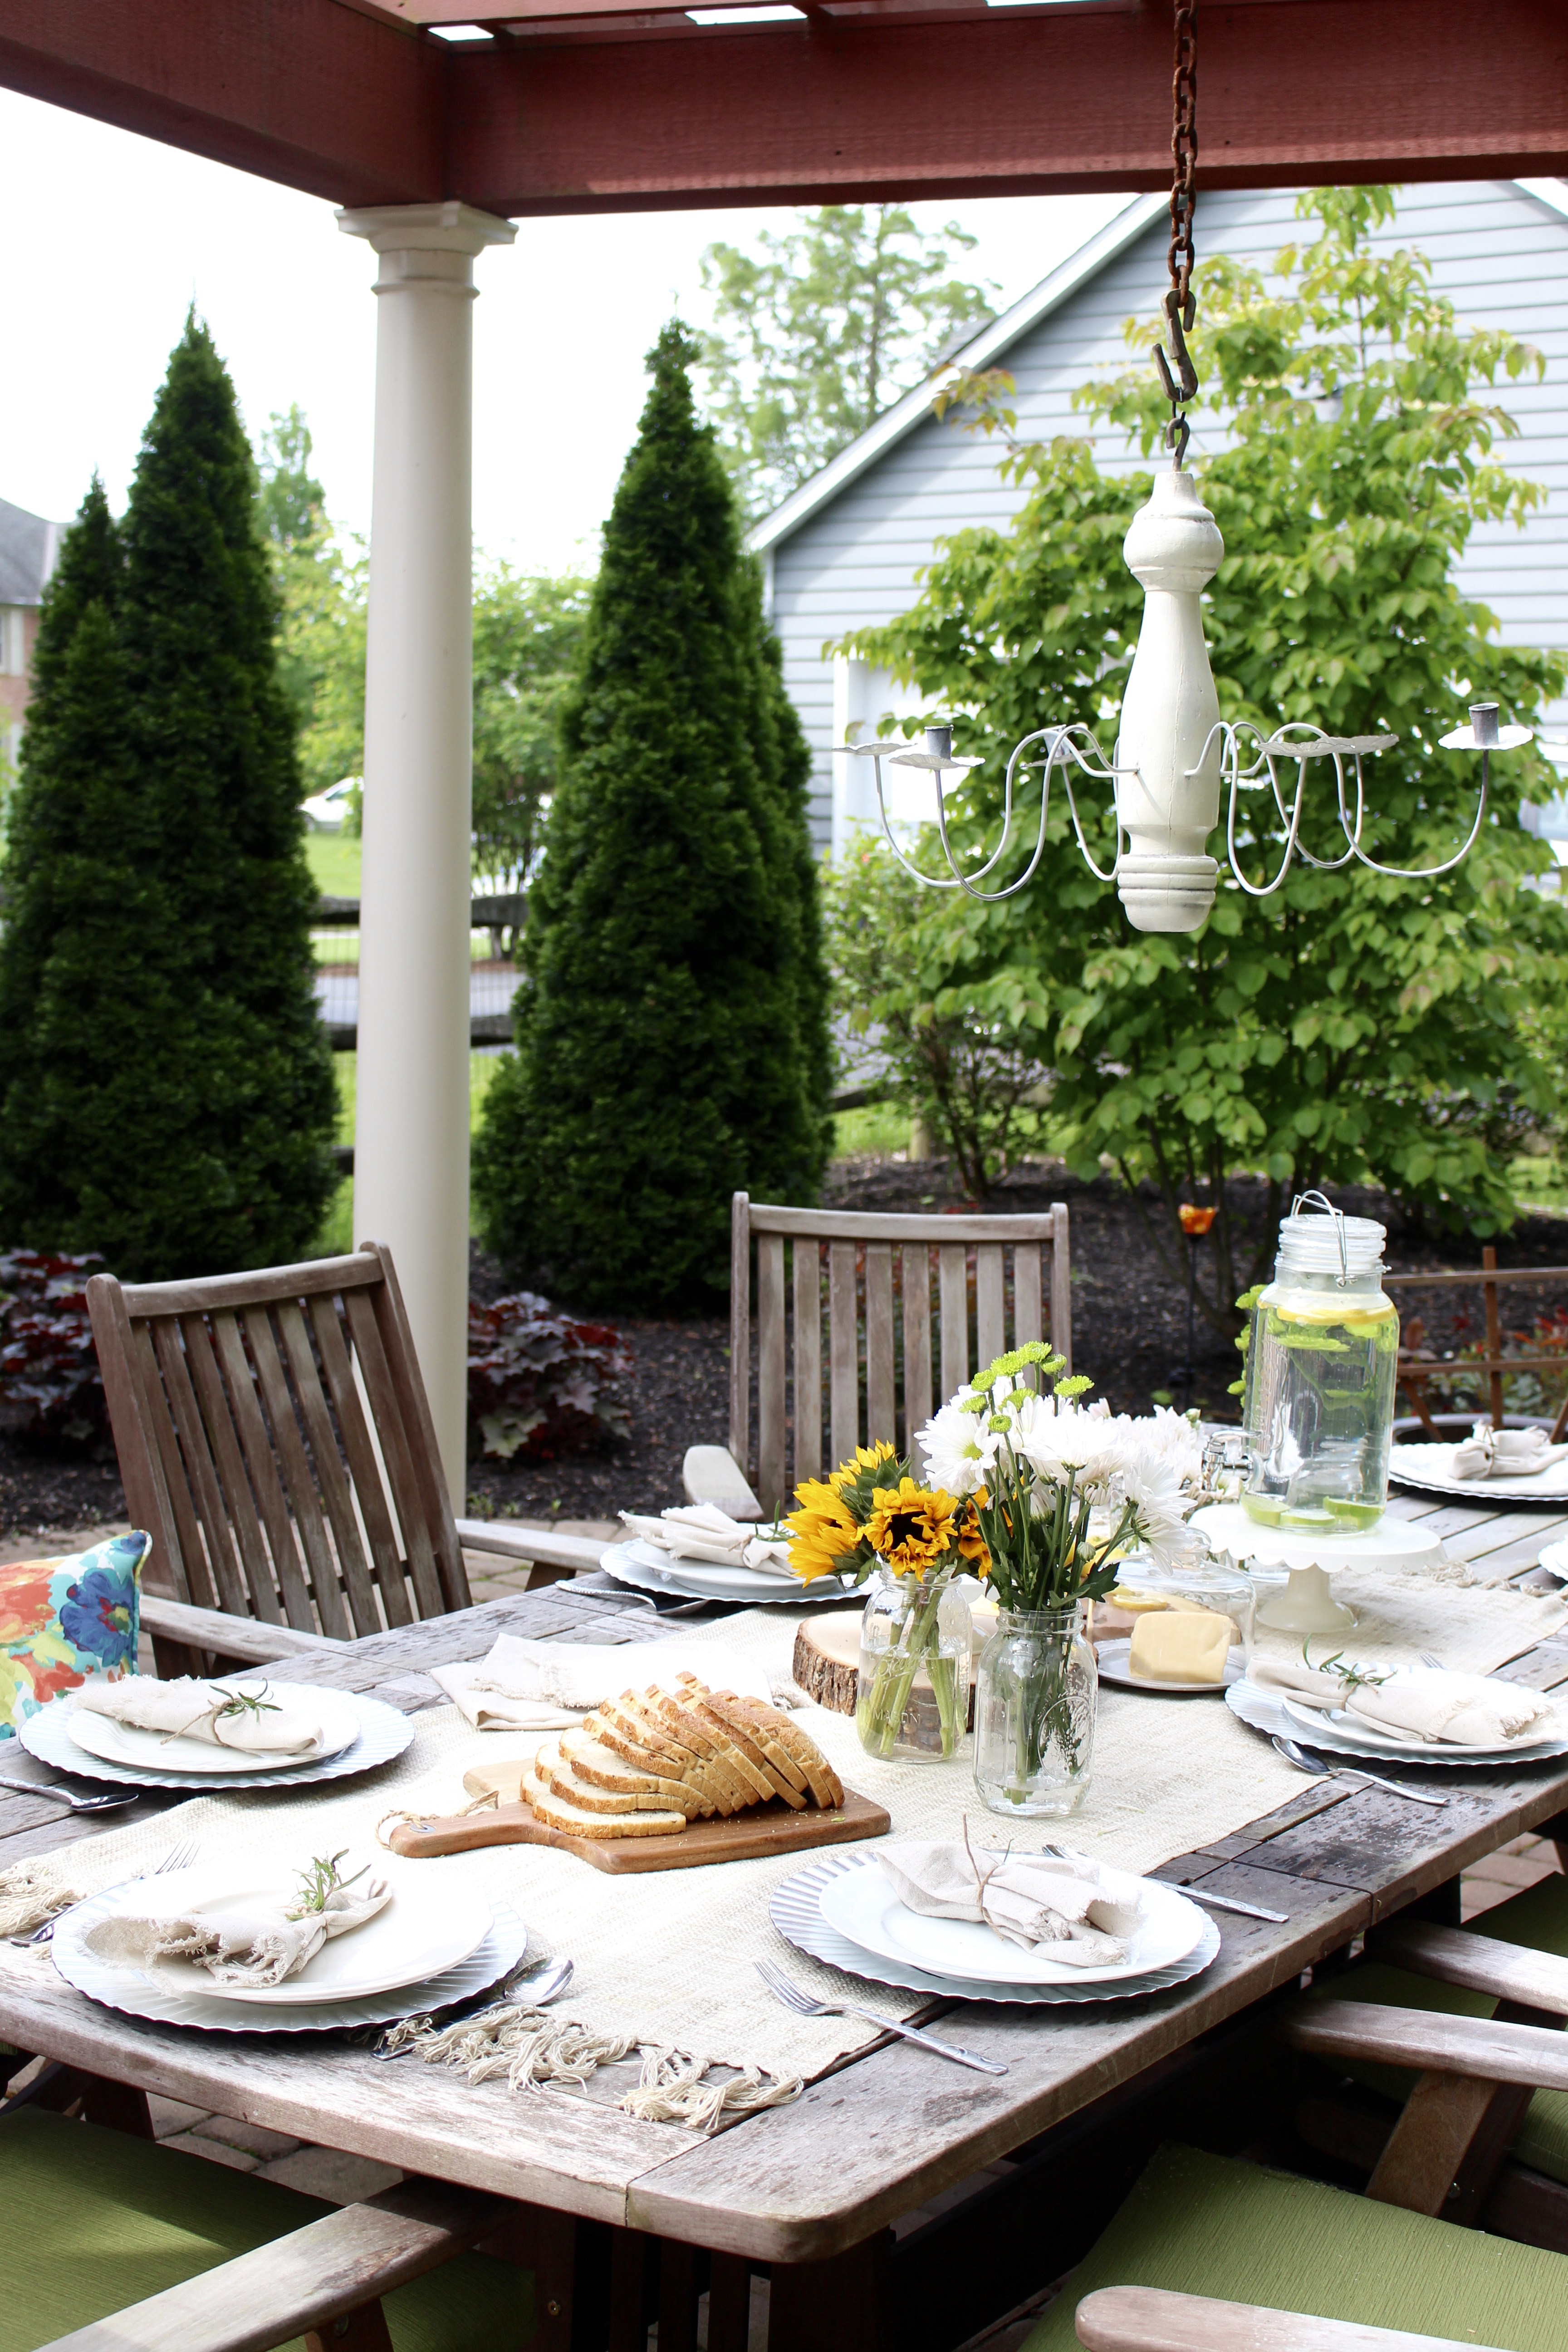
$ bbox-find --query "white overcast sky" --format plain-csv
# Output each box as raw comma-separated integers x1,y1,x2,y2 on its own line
0,83,1132,576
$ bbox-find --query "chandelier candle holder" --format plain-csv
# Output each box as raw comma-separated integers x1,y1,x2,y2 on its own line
842,0,1542,936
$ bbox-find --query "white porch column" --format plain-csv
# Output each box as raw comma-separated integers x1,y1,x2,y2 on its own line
337,200,515,1502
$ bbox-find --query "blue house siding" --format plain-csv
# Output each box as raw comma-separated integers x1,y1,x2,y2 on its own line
758,181,1568,856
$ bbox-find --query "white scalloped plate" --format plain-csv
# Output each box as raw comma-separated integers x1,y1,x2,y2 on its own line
20,1687,413,1791
818,1858,1207,1984
1389,1442,1568,1504
1226,1677,1568,1769
63,1685,363,1774
52,1884,528,2036
602,1538,849,1608
769,1849,1220,2007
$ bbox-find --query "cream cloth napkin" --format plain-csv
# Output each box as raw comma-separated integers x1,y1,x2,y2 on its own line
84,1874,390,1987
875,1839,1143,1965
1451,1423,1563,1481
1252,1656,1556,1746
73,1676,324,1756
429,1632,778,1731
618,1503,794,1573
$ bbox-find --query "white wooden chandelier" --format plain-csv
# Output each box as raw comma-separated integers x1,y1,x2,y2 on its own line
843,2,1537,935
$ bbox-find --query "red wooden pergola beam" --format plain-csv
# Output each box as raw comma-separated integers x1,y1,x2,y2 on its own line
0,0,1561,216
450,0,1568,216
0,0,446,206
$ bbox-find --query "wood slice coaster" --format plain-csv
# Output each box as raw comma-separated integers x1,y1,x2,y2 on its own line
384,1770,890,1872
794,1610,985,1731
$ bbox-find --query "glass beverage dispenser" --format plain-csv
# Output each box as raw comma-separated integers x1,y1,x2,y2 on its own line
1242,1193,1400,1536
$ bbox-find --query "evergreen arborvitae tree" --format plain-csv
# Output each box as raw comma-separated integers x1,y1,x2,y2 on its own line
0,321,337,1275
473,323,831,1309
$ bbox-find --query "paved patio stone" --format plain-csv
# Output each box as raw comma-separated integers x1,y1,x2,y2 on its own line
257,2146,403,2203
160,2129,259,2171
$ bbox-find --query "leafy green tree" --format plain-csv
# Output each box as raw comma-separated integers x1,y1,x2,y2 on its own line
824,839,1049,1198
847,189,1566,1334
257,404,325,551
0,323,338,1275
471,567,593,906
473,323,832,1308
699,206,995,514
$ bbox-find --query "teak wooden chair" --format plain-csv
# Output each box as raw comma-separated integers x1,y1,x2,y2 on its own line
86,1241,603,1675
687,1192,1072,1521
1386,1249,1568,1442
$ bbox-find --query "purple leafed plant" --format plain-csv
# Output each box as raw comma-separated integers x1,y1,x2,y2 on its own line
467,1291,633,1461
0,1249,108,1449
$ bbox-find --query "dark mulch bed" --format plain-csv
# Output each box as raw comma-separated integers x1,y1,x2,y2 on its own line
6,1168,1566,1539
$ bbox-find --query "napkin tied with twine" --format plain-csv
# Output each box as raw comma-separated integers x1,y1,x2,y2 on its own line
876,1837,1142,1965
84,1876,390,1988
430,1632,777,1732
1252,1656,1554,1746
1450,1423,1564,1482
618,1503,793,1573
73,1676,324,1756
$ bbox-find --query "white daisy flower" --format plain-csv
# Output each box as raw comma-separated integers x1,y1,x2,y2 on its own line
916,1397,1000,1497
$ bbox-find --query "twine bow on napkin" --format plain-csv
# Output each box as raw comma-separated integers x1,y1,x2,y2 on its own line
1450,1423,1564,1482
1252,1656,1555,1747
876,1836,1143,1965
84,1853,390,1988
73,1676,325,1756
617,1503,793,1573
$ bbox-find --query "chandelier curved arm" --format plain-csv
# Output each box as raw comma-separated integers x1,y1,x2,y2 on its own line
857,745,965,890
1213,723,1314,899
1336,751,1491,882
930,726,1062,901
1051,725,1131,885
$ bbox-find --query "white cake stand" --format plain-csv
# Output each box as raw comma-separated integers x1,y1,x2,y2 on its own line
1189,1502,1449,1634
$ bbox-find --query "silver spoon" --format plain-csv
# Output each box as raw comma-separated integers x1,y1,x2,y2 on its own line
0,1773,138,1817
1272,1733,1448,1808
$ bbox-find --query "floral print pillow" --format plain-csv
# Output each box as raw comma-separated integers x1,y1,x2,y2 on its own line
0,1531,148,1739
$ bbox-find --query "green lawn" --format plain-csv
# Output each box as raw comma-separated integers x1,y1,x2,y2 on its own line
304,830,362,897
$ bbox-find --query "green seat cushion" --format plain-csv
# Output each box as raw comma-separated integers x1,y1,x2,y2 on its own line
1319,1875,1568,2185
0,2108,534,2352
1021,2143,1568,2352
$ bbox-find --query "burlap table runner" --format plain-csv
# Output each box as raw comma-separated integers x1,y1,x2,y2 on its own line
11,1564,1563,2091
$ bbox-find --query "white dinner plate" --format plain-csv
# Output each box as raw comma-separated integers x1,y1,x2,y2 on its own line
95,1866,494,2005
602,1537,848,1608
53,1881,528,2036
1279,1687,1564,1761
770,1850,1221,2007
1226,1677,1568,1769
1389,1441,1568,1505
1095,1638,1244,1696
64,1684,362,1775
818,1855,1207,1986
20,1686,413,1792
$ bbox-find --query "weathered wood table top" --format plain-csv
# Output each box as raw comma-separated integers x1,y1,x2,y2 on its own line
2,1486,1567,2269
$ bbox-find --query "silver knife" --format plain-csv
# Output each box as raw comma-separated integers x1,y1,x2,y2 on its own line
1179,1885,1289,1924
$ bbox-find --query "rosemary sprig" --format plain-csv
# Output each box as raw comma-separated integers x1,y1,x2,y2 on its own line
1304,1640,1392,1693
210,1682,282,1720
288,1850,369,1918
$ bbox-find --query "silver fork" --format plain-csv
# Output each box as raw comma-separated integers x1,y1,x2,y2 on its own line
755,1958,1007,2076
16,1836,202,1947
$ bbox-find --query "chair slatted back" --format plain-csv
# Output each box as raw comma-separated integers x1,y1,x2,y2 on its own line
87,1241,470,1638
730,1194,1072,1518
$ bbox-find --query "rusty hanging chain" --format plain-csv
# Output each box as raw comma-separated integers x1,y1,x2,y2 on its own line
1154,0,1199,461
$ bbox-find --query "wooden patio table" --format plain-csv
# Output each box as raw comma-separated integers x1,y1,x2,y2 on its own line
3,1483,1568,2352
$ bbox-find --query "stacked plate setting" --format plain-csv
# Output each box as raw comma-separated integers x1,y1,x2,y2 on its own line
19,1680,414,1793
1390,1441,1568,1505
770,1848,1220,2006
1226,1674,1568,1768
603,1534,849,1608
51,1862,528,2036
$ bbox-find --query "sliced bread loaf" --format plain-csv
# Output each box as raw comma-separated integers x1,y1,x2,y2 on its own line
521,1753,687,1838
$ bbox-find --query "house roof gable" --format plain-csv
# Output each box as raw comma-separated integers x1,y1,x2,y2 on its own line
0,498,63,607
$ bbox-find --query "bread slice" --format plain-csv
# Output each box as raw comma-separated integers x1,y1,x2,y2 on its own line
521,1754,686,1839
596,1696,741,1816
717,1694,844,1809
684,1691,806,1809
701,1689,811,1796
619,1691,752,1814
642,1689,769,1808
560,1729,710,1816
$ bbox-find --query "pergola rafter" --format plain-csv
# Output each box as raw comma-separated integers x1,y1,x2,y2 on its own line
0,0,1562,219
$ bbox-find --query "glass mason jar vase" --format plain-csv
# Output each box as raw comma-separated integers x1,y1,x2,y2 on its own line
973,1605,1097,1817
856,1569,971,1764
1242,1196,1399,1537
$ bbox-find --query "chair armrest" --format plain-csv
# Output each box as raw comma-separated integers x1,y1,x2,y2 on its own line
451,1520,606,1575
681,1444,763,1520
1280,1995,1568,2092
36,2178,504,2352
1075,2285,1503,2352
1367,1918,1568,2018
139,1595,346,1665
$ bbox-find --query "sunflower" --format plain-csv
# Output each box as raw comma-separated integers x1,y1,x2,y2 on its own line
956,1492,991,1577
784,1480,864,1583
864,1478,963,1574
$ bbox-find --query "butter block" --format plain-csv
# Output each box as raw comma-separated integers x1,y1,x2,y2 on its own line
1128,1608,1232,1686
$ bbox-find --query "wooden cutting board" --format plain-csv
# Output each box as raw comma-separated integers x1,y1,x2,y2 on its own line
384,1758,890,1872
